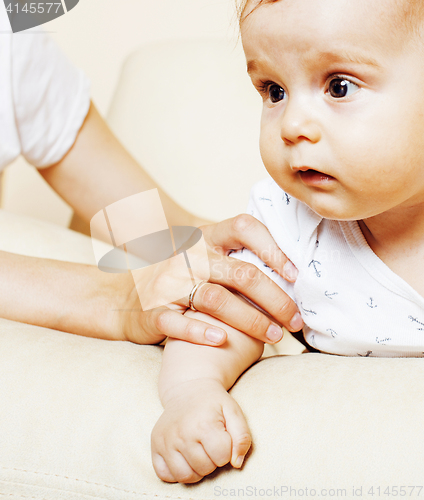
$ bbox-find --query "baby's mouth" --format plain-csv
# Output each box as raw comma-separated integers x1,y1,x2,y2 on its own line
298,168,336,185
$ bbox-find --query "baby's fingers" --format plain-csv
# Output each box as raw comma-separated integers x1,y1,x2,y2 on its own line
151,453,177,483
180,441,220,477
153,450,203,484
201,425,233,468
223,404,252,469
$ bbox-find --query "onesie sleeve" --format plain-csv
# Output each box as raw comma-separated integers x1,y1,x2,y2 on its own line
10,28,90,167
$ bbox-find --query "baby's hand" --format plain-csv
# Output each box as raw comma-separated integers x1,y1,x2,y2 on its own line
151,378,251,483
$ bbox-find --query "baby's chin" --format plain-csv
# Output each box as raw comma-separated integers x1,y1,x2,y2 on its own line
308,204,376,222
273,178,374,221
287,190,367,221
307,202,364,221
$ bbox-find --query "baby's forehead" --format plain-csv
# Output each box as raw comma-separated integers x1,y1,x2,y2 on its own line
241,0,421,58
242,0,422,21
242,0,423,33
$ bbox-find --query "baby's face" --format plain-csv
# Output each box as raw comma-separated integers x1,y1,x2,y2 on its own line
242,0,424,220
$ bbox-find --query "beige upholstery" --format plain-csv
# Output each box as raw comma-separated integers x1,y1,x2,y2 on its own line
2,39,424,498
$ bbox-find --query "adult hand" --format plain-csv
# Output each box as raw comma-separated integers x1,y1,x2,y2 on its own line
198,214,303,337
113,214,303,346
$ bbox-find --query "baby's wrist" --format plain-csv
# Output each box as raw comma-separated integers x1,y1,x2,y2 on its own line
160,377,226,408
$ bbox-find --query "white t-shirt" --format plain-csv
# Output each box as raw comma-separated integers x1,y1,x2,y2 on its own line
0,4,90,170
233,177,424,357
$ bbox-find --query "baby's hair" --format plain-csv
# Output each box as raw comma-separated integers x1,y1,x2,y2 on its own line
236,0,424,41
236,0,272,23
383,0,424,40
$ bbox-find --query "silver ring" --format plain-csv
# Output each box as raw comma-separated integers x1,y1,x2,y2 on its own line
188,280,209,312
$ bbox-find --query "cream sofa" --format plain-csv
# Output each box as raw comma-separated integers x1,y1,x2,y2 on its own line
1,40,424,499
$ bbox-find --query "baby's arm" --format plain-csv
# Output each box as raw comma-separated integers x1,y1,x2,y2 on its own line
151,309,265,483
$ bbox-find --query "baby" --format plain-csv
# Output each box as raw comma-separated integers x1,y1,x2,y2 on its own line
151,0,424,483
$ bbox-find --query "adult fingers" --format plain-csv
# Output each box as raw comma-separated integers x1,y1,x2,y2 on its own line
201,214,298,282
189,261,303,338
184,285,285,342
135,306,228,346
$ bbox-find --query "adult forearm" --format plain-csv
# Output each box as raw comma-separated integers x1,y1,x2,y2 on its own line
0,250,129,340
159,310,264,405
40,102,210,239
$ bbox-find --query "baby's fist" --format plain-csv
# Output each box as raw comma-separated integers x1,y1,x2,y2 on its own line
151,379,251,483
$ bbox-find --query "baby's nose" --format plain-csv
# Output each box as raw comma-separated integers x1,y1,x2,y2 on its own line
279,98,321,145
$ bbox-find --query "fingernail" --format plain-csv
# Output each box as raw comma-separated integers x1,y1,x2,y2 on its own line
266,324,283,343
234,455,245,468
283,261,299,281
289,312,304,331
205,328,225,344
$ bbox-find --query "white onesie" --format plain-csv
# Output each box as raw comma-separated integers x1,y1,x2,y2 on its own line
233,177,424,357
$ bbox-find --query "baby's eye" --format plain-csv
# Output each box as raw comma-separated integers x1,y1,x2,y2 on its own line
268,84,285,103
327,77,359,98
